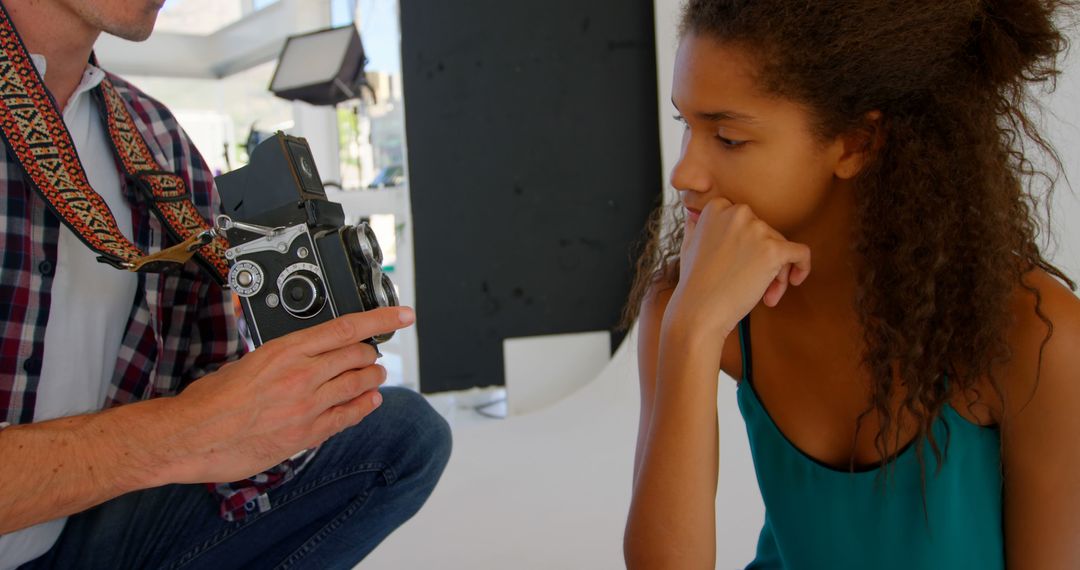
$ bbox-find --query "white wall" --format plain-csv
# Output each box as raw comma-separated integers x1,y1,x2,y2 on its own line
1045,28,1080,281
650,2,1080,566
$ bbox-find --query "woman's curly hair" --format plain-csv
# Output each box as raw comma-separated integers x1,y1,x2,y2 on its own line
625,0,1078,475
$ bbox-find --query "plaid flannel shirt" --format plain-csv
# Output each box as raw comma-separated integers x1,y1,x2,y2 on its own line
0,72,302,522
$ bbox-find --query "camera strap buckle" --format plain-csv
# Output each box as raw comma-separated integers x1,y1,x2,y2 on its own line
119,229,219,273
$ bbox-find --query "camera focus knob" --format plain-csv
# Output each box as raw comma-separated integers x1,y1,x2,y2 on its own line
277,264,327,319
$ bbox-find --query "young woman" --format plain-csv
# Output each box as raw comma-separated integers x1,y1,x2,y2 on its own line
624,1,1080,568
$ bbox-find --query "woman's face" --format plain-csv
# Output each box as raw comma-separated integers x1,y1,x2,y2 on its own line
671,34,849,238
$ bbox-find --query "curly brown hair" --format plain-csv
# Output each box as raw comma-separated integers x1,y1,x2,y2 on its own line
625,0,1078,475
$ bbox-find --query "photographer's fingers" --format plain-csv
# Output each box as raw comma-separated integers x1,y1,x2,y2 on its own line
315,365,388,410
311,388,384,440
285,307,415,357
314,342,380,383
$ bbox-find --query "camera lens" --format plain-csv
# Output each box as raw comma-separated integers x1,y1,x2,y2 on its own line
362,224,383,265
347,223,383,266
377,273,398,308
279,270,326,319
371,274,399,344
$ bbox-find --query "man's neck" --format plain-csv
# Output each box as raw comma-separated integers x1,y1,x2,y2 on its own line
6,0,100,110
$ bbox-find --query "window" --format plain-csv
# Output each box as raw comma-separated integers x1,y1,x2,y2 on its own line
331,0,355,26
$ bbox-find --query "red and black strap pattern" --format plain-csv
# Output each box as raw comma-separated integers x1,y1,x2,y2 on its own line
99,81,231,281
0,8,144,266
0,2,229,283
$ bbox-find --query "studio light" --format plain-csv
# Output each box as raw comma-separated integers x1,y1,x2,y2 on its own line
269,25,367,106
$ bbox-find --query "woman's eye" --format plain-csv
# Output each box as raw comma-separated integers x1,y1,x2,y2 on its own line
674,114,748,148
717,136,748,149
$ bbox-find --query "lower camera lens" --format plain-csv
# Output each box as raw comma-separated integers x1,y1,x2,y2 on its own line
370,274,399,345
378,273,398,308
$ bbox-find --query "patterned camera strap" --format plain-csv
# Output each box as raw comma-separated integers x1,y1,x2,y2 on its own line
0,3,230,285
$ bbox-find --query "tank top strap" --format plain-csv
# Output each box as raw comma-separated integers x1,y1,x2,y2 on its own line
737,315,754,384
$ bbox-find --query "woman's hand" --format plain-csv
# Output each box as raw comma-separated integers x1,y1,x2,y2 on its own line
666,198,812,339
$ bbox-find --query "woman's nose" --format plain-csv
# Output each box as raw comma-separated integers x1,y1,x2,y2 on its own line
669,130,710,194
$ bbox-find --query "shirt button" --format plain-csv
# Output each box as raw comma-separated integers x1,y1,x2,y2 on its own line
244,500,255,512
38,260,54,276
23,358,41,374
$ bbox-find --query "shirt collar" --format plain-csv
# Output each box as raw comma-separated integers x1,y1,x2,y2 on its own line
29,53,108,106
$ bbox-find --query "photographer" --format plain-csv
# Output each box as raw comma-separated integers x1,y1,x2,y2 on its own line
0,1,451,568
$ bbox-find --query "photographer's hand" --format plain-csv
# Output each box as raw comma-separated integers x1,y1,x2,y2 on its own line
0,307,413,535
156,306,415,485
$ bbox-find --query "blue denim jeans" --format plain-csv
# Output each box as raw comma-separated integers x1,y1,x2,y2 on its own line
21,387,452,570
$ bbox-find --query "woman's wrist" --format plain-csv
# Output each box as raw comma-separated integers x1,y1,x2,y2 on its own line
658,313,729,369
662,287,739,345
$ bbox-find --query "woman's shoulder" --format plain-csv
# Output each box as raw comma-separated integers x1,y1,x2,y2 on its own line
1001,268,1080,416
1006,269,1080,363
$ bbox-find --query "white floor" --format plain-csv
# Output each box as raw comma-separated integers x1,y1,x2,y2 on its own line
361,328,766,569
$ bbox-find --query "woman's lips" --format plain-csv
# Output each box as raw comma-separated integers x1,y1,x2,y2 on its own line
686,207,702,222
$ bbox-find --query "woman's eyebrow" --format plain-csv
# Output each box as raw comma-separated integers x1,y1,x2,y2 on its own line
670,99,758,123
696,110,758,123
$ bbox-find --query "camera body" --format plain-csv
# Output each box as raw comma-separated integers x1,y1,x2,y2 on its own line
215,133,397,347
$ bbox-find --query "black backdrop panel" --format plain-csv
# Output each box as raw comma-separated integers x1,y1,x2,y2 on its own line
401,0,661,393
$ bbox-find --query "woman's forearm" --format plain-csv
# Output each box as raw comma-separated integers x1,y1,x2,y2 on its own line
625,321,725,569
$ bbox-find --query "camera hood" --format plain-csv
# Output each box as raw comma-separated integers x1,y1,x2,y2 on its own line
216,132,333,227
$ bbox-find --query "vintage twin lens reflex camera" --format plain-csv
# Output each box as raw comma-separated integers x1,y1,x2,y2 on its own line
214,132,397,347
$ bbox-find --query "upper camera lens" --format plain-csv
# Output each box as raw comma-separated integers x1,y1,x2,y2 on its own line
347,223,383,266
362,223,384,265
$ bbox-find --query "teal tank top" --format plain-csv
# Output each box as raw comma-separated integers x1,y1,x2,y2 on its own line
735,317,1004,569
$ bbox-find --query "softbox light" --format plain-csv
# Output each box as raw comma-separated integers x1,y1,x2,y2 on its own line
269,25,367,106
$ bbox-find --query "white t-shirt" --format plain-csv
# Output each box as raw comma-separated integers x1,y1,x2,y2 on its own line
0,55,139,570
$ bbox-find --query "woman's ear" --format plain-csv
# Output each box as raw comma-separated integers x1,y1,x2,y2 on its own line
833,110,883,180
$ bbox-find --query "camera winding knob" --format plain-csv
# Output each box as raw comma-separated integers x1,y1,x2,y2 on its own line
228,260,265,298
